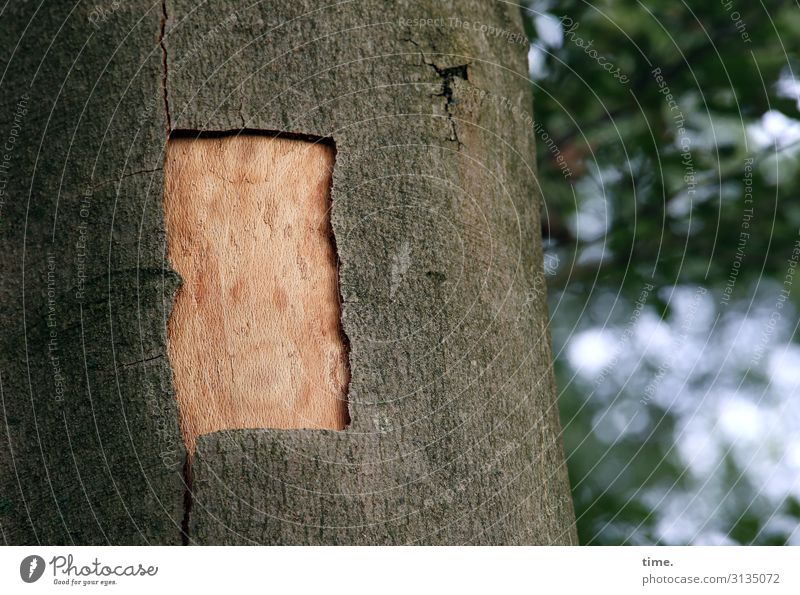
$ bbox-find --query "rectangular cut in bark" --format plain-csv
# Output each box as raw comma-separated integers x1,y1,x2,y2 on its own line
164,133,349,454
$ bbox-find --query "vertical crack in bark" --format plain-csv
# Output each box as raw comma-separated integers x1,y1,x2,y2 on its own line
431,64,468,148
160,0,184,543
180,455,192,545
159,0,172,133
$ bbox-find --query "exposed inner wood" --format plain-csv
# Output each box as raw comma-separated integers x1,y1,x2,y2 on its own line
164,134,349,455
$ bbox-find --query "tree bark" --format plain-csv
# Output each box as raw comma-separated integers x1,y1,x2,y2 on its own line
0,0,577,545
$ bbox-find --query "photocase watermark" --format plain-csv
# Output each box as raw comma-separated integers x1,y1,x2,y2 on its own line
416,438,520,513
0,94,29,226
373,413,394,433
751,235,800,366
517,274,548,322
535,121,573,179
143,376,182,470
19,553,159,586
513,236,560,322
396,16,528,45
462,85,573,178
720,157,754,307
544,252,560,276
652,66,695,200
560,16,630,85
596,282,655,390
19,554,159,587
720,0,752,44
19,555,45,584
389,240,413,299
640,286,708,406
46,252,66,404
74,187,91,302
87,1,121,28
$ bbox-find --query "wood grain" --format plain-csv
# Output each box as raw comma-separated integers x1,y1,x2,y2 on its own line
164,134,349,455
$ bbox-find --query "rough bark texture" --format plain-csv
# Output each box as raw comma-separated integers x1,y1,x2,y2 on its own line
0,0,577,545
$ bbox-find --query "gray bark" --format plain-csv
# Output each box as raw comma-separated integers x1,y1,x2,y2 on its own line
0,0,576,545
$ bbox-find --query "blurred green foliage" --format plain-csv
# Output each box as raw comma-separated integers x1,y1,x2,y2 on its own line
522,0,800,544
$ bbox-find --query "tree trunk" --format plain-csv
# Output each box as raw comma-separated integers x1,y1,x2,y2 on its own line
0,0,576,545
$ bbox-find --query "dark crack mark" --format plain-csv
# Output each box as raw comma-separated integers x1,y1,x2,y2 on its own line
180,455,192,545
120,353,165,369
402,38,470,148
431,64,469,147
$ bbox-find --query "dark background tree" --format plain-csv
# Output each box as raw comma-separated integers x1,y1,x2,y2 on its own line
523,0,800,545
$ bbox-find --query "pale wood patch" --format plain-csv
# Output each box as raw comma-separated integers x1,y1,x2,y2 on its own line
164,134,349,455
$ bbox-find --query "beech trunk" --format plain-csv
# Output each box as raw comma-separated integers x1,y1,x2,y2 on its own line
0,0,576,545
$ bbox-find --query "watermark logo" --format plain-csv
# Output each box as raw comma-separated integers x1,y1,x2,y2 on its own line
88,1,121,28
20,555,45,583
544,252,560,276
389,240,413,299
560,16,629,85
